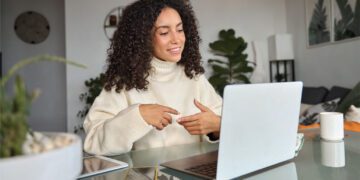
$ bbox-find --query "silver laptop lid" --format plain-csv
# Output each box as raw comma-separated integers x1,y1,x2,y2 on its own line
217,82,302,180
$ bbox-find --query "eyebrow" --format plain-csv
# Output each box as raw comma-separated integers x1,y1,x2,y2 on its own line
155,22,183,30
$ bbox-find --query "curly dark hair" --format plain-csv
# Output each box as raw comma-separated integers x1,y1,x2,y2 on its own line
104,0,204,92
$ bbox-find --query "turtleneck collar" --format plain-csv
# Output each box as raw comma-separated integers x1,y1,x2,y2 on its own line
150,56,180,81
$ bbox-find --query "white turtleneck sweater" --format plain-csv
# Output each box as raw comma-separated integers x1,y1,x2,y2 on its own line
83,57,222,155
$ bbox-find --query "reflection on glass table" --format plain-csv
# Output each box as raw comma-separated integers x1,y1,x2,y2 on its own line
244,162,297,180
81,129,360,180
79,156,128,179
320,140,345,168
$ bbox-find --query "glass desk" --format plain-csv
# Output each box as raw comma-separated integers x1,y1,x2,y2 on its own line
82,129,360,179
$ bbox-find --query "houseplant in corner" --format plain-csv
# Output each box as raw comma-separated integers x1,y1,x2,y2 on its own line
208,29,254,96
0,55,85,180
75,73,105,135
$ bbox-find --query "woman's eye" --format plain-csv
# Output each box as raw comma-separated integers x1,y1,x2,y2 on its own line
177,29,184,32
160,32,168,36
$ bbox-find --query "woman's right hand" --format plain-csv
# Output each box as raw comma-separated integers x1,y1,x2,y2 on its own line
139,104,179,130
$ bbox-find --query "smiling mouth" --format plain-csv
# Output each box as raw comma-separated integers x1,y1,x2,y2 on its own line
168,47,181,54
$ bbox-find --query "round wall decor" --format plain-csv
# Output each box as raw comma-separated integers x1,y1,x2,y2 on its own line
104,6,124,40
14,11,50,44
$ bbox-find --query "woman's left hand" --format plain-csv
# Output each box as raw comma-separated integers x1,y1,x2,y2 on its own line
178,99,221,135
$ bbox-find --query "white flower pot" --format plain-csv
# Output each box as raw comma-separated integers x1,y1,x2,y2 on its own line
0,133,82,180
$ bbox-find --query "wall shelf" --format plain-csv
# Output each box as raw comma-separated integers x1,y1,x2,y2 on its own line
103,6,124,40
269,59,295,82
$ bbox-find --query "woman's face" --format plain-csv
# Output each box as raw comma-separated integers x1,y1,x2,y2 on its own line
152,7,185,62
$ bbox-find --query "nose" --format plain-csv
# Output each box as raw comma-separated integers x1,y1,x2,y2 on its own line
170,31,179,44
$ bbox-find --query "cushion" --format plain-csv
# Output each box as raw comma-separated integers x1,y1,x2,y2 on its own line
301,86,328,105
299,103,313,117
323,86,351,102
336,81,360,113
300,98,340,125
345,105,360,123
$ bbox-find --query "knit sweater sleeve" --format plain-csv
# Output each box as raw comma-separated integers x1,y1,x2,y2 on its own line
197,75,223,143
83,88,153,155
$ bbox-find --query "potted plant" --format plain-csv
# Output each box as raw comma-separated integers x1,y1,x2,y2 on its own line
208,29,254,96
74,73,104,135
0,55,85,180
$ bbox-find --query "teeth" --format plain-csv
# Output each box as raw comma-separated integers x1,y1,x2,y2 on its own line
169,47,180,53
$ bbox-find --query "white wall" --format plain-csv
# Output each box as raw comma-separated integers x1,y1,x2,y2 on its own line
192,0,287,77
285,0,360,88
2,0,66,131
65,0,135,131
65,0,288,131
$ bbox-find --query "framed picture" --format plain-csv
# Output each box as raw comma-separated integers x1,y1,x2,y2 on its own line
332,0,360,42
305,0,332,47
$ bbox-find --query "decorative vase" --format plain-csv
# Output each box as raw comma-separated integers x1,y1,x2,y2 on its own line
0,132,82,180
109,15,117,26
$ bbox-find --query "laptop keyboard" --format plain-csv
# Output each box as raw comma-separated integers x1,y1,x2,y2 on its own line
185,161,217,178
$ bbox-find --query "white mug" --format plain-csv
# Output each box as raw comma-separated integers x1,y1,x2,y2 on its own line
320,112,344,141
320,140,345,168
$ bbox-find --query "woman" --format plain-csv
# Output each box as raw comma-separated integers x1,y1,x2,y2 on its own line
84,0,222,155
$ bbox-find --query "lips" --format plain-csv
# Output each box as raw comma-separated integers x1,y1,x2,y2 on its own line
168,47,181,55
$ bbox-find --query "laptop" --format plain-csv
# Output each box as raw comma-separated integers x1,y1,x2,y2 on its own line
161,82,303,179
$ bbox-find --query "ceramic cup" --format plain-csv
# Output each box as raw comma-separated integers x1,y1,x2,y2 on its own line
320,112,344,141
320,140,345,168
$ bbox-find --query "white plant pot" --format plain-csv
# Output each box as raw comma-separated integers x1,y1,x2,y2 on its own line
0,133,82,180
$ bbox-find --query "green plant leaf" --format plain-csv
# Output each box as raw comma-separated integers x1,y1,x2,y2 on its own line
235,38,247,52
309,0,330,44
234,64,254,73
209,41,232,54
219,29,235,40
12,76,32,115
209,75,227,86
348,0,360,36
209,75,228,96
212,65,230,74
210,29,244,54
336,0,354,25
207,29,254,94
233,74,251,84
228,54,248,66
334,0,358,40
208,59,228,65
77,73,105,120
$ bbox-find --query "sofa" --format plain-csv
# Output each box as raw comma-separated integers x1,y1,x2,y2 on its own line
299,81,360,132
